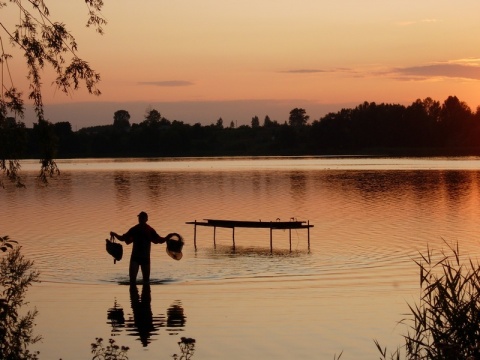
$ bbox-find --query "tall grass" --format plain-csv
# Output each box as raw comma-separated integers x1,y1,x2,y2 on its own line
376,241,480,360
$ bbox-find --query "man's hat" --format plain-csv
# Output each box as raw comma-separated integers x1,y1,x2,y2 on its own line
166,233,184,261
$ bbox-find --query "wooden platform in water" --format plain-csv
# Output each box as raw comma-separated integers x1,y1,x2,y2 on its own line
185,219,313,252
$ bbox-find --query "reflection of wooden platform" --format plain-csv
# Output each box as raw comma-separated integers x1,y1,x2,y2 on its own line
185,219,313,252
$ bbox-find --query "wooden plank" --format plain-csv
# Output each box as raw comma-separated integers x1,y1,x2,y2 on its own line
186,220,313,229
198,219,313,229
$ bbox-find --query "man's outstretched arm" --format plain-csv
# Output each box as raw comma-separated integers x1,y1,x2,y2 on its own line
110,231,127,242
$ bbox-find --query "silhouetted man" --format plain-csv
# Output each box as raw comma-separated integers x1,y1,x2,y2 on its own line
110,211,166,285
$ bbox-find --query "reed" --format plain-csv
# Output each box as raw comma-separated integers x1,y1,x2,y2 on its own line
376,240,480,360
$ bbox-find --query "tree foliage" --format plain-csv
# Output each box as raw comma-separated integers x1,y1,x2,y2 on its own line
142,108,162,127
251,115,260,128
289,107,309,126
0,117,26,186
263,115,275,127
311,96,480,154
20,96,479,161
0,0,106,184
113,110,131,132
0,0,106,118
0,246,41,360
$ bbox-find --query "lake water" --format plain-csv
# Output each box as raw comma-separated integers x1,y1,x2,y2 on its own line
3,156,480,359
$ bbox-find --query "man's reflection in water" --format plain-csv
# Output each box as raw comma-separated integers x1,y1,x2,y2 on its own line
127,284,163,347
106,286,189,347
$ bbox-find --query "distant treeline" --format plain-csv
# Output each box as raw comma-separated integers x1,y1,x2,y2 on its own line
13,95,480,158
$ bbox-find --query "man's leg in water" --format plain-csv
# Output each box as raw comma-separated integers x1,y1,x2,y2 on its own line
129,260,140,285
140,262,151,285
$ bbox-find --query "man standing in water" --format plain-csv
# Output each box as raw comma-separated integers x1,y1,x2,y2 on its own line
110,211,166,285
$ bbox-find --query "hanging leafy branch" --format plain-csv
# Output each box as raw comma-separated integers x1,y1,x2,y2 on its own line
0,0,106,185
0,246,41,359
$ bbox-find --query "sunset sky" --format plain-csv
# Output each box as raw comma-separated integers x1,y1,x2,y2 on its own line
9,1,480,128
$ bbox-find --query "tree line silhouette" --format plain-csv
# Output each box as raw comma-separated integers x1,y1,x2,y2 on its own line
5,95,480,160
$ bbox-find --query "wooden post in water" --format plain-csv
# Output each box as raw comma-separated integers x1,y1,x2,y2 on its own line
289,228,292,252
213,226,216,249
307,220,310,251
232,227,235,251
194,220,197,251
270,223,273,253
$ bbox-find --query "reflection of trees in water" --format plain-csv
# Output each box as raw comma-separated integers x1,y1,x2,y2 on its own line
252,173,261,198
324,170,480,205
289,171,307,205
442,170,472,203
106,286,188,347
145,172,163,202
114,172,131,206
32,171,74,204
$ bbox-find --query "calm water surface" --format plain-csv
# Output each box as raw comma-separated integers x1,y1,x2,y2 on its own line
3,156,480,359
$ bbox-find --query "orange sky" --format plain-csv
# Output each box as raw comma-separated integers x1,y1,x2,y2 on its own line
5,1,480,127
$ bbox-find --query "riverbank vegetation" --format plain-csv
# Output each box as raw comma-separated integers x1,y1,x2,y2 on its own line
8,95,480,162
375,241,480,360
0,244,40,360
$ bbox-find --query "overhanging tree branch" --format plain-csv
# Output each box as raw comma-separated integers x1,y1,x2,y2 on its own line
0,0,106,185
